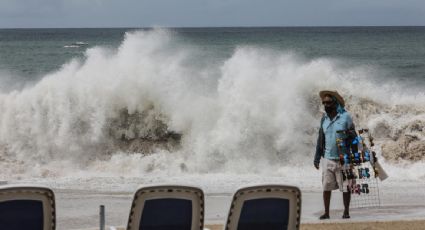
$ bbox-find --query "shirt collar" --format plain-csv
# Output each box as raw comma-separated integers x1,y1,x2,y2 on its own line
325,112,341,122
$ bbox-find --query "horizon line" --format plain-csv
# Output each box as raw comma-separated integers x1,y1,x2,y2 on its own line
1,25,425,30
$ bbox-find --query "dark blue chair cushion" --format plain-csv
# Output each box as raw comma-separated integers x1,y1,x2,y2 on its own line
237,198,289,230
0,200,44,230
139,198,192,230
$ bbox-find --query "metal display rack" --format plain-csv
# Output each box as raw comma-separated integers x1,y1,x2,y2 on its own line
350,161,381,208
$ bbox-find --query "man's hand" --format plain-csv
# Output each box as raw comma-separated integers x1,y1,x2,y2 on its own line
314,162,320,170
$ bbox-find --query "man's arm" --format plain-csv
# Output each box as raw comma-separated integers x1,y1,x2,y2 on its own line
314,126,324,169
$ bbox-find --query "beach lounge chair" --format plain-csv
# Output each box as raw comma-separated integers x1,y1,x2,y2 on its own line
224,185,302,230
126,185,205,230
0,186,56,230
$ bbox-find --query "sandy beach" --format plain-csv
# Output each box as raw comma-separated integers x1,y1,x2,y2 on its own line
77,220,425,230
300,220,425,230
47,183,425,229
204,220,425,230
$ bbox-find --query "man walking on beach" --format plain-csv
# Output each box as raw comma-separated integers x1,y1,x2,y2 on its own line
314,90,356,219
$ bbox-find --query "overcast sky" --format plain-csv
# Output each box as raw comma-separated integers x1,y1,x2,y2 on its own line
0,0,424,28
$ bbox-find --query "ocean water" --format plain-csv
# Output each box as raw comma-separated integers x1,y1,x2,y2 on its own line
2,27,425,86
0,27,424,191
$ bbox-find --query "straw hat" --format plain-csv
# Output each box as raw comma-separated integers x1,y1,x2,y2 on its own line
319,90,345,107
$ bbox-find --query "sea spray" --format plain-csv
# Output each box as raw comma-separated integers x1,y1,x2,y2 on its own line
0,29,424,182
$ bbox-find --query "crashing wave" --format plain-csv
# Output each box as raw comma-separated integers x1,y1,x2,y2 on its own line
0,29,424,179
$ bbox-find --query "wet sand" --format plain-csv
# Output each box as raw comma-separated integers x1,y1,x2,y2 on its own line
50,187,425,229
205,220,425,230
300,220,425,230
80,220,425,230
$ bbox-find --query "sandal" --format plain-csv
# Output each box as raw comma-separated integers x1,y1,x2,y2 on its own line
319,213,330,220
342,213,350,219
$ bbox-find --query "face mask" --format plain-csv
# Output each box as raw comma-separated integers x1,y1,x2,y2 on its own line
325,104,336,114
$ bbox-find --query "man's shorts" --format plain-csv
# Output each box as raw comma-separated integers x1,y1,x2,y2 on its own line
322,158,346,192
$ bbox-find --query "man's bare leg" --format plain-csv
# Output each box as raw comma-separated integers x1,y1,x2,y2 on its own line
320,191,331,219
343,191,351,218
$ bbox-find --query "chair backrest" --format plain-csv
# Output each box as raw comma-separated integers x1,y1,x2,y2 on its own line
0,186,56,230
126,185,204,230
225,185,302,230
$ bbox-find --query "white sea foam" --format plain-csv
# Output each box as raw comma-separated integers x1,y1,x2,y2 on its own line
0,29,424,186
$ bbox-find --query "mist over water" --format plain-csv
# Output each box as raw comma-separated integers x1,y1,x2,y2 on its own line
0,29,424,185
